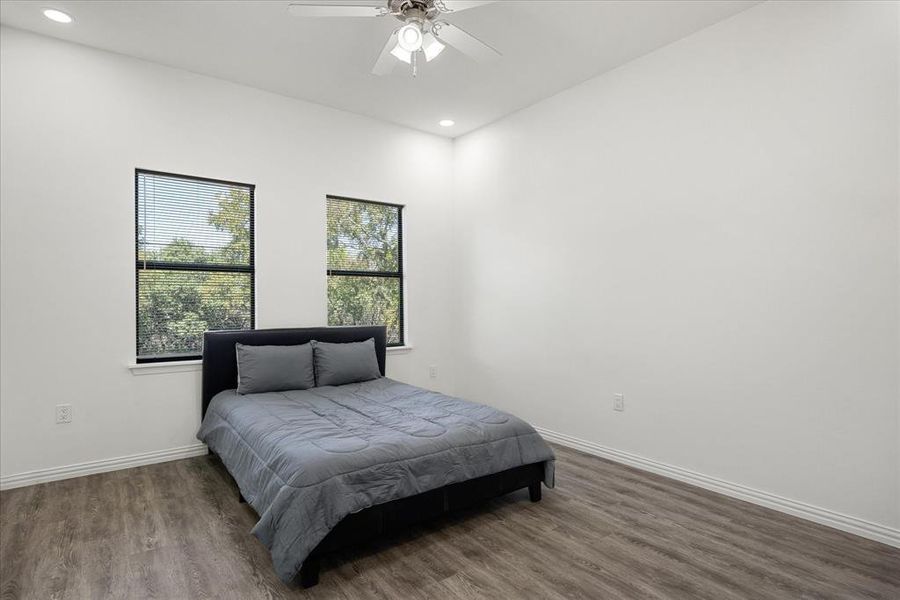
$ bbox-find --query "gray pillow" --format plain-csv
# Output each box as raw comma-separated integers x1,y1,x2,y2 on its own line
312,338,381,387
235,343,316,394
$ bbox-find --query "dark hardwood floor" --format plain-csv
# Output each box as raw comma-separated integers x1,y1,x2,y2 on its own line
1,444,898,599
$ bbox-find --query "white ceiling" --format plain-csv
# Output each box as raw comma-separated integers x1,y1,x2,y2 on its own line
0,0,760,137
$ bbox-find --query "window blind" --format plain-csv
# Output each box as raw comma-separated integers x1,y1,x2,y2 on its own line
135,169,255,362
326,196,404,345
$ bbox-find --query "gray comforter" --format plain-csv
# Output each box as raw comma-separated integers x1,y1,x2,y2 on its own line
197,377,555,584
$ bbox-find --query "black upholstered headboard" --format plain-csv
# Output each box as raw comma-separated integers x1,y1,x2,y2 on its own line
201,326,387,417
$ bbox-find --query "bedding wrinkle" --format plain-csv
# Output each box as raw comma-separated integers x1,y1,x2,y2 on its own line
319,386,448,438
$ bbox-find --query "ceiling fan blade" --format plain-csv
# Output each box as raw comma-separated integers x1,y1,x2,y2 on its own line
435,1,496,12
433,22,501,62
287,1,386,17
372,31,400,75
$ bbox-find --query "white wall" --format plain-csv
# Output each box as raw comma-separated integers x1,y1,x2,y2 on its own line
0,27,455,480
453,0,900,530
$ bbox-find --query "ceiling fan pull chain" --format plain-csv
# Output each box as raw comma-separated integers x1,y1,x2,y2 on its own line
412,50,418,77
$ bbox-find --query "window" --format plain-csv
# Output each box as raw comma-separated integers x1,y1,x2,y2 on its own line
136,169,255,362
326,196,404,346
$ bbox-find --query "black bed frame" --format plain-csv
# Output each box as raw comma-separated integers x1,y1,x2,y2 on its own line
201,326,545,588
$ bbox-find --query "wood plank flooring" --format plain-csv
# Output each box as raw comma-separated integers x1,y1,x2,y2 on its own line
1,444,898,599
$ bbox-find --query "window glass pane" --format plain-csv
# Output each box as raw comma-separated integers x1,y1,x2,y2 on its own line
138,270,252,359
137,173,251,266
136,170,254,361
327,197,399,273
327,275,401,345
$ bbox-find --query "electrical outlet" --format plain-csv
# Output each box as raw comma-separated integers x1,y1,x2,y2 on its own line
56,404,73,424
613,394,625,412
428,365,438,379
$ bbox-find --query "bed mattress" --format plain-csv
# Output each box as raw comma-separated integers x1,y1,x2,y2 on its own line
197,377,555,584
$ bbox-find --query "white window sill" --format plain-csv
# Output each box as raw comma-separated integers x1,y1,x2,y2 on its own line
128,360,202,375
129,346,411,375
386,345,413,355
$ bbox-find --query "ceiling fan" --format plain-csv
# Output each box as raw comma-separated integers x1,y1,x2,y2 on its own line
287,0,500,76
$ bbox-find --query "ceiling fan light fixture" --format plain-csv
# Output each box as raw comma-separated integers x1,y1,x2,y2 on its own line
390,44,412,64
422,32,445,62
397,23,424,52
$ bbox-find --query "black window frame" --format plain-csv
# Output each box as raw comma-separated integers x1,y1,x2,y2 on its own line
326,195,405,347
135,168,256,363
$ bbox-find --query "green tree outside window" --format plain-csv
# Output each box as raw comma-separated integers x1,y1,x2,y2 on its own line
326,197,404,345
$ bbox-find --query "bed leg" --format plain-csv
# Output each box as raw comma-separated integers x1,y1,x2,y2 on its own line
528,481,542,503
299,558,321,588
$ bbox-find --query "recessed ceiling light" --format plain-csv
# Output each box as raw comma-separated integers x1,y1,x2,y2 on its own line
439,120,455,128
43,8,73,23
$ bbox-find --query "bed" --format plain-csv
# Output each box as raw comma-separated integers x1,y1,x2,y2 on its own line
197,326,555,588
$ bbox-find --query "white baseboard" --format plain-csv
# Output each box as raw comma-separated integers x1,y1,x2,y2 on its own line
0,443,208,491
535,426,900,549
